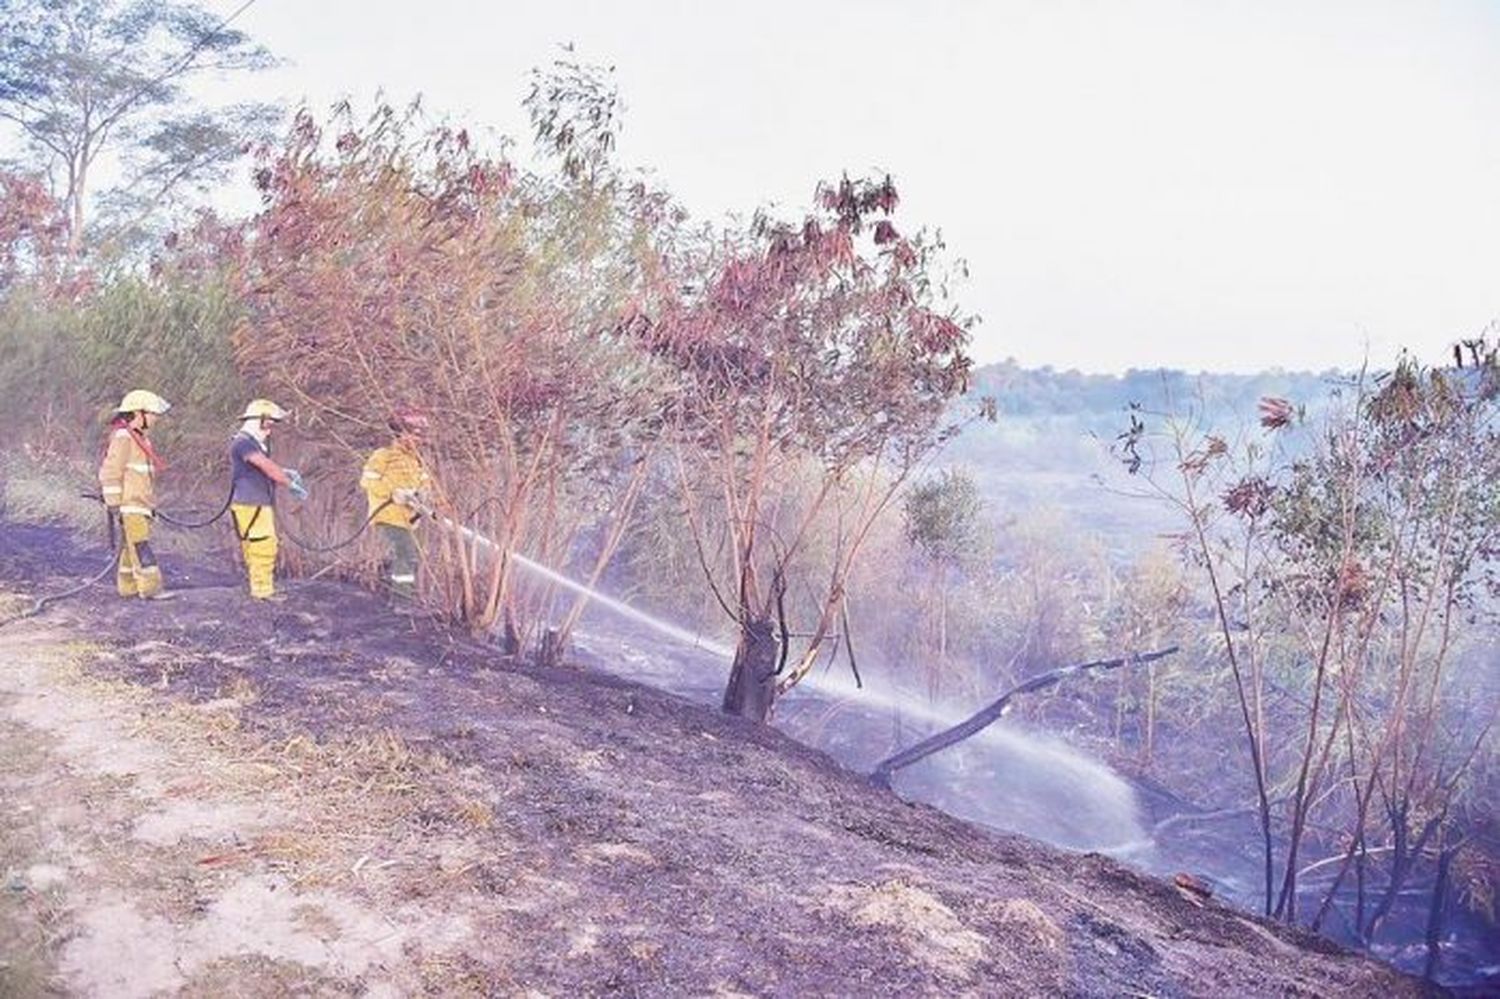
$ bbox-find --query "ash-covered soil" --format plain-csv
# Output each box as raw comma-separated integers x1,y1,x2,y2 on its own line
0,521,1443,997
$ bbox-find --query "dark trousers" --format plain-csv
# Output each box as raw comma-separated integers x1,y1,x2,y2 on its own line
378,524,418,601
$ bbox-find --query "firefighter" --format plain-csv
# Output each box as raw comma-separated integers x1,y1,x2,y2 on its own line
228,399,307,601
98,389,172,599
360,407,432,609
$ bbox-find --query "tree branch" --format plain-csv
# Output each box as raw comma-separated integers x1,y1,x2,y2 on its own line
870,646,1181,788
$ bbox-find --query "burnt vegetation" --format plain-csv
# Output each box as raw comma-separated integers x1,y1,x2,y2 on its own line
0,9,1496,990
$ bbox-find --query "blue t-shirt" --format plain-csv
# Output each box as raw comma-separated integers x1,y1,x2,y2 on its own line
229,432,275,506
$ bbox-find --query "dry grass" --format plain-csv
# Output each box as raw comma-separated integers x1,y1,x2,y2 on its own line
176,954,352,998
450,796,496,830
0,587,30,620
989,898,1066,953
180,725,458,888
0,455,101,532
33,641,475,893
414,954,494,997
823,879,989,981
225,675,259,704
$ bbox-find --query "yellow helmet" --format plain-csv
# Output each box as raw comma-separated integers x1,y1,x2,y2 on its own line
116,389,171,415
239,399,289,421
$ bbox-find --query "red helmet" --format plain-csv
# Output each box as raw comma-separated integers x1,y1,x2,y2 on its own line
389,407,430,434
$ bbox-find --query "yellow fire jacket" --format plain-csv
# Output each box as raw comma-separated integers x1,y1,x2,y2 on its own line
98,427,156,516
360,443,430,529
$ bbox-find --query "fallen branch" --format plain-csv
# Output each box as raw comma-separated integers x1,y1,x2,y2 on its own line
869,646,1180,789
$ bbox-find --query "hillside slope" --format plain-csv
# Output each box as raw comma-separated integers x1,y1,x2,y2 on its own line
0,522,1439,998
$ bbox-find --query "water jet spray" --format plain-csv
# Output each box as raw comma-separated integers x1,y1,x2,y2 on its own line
416,499,1154,855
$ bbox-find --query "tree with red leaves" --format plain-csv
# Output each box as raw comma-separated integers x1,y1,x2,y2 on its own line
640,175,977,721
0,170,69,291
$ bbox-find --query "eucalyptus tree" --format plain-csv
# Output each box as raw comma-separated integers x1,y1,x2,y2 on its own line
0,0,277,258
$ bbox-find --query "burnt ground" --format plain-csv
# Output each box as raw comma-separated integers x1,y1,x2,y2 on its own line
0,520,1447,998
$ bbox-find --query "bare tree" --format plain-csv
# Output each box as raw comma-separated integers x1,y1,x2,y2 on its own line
1119,345,1500,941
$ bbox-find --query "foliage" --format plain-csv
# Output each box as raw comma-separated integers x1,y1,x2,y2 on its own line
1101,544,1192,764
900,467,990,695
0,249,246,474
524,48,621,184
237,96,666,640
637,173,977,717
0,168,69,289
1116,342,1500,962
904,467,986,568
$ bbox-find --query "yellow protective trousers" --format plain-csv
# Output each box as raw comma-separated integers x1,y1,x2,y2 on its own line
116,511,163,598
230,504,278,599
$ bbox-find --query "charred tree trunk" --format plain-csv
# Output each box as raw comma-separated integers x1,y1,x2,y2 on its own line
722,618,779,722
1365,809,1408,943
498,607,522,657
1312,831,1362,935
1356,835,1367,936
537,627,566,668
1367,807,1442,943
1423,843,1455,982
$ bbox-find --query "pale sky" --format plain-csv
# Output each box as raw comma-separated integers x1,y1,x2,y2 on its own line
89,2,1500,371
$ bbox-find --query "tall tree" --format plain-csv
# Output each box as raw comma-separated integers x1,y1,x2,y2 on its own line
0,0,277,258
644,176,979,722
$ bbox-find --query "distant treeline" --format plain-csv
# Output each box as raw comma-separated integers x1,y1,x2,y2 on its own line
968,359,1339,419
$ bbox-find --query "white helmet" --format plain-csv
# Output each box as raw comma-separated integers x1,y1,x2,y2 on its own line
239,399,289,421
116,389,171,415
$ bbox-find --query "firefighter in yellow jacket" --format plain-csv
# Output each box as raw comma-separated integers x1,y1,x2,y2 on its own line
360,408,432,607
98,389,172,599
228,399,308,601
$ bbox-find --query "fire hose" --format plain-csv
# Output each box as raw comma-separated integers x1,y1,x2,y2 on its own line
0,501,121,629
274,498,392,553
0,556,120,630
96,482,393,552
